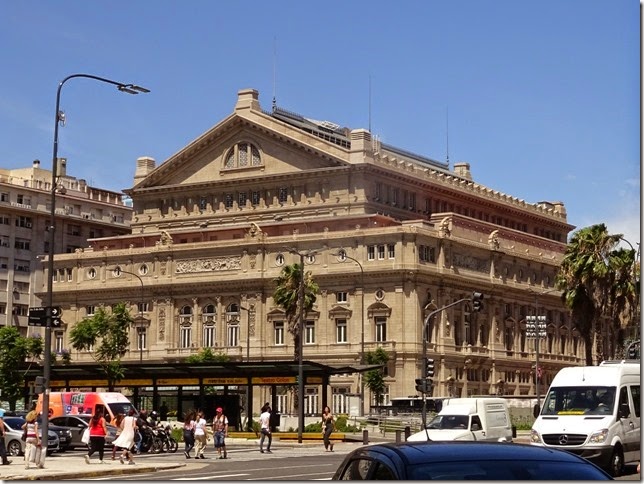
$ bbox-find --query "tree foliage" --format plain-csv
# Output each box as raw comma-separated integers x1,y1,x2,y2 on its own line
556,224,639,365
0,327,42,410
68,303,133,389
273,263,319,362
364,347,389,406
186,347,231,363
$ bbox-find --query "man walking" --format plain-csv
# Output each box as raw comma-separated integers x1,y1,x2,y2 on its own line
259,403,272,454
212,407,228,459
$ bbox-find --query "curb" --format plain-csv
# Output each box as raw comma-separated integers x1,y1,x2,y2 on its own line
1,462,186,481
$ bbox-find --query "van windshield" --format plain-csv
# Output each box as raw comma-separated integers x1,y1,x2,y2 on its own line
108,402,137,418
426,414,469,429
541,386,616,416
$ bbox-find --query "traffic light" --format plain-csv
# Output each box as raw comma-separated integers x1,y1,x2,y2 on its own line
415,378,428,393
426,358,435,378
34,376,46,395
472,292,484,312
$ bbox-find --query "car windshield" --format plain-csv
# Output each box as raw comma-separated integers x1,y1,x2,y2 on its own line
408,460,608,480
540,386,616,416
426,415,469,430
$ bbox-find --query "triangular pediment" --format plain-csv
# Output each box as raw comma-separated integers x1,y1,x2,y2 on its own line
131,103,351,192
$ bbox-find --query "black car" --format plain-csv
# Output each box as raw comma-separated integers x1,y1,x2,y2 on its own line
35,417,73,451
332,441,613,480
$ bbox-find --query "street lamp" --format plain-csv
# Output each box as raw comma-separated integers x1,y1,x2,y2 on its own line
527,287,559,412
110,267,146,363
284,247,318,444
239,304,253,431
333,249,365,416
42,74,149,456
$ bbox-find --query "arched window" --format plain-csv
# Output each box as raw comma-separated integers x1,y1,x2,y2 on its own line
202,304,217,348
226,303,240,347
179,305,193,348
224,142,262,169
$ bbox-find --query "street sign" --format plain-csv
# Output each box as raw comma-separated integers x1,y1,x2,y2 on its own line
28,306,63,327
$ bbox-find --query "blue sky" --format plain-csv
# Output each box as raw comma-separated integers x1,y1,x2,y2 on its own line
1,1,640,247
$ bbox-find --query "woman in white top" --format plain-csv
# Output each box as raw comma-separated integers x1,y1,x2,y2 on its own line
112,409,137,464
193,410,207,459
22,411,41,469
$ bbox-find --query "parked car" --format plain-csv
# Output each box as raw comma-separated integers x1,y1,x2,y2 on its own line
49,414,118,449
35,417,73,451
331,441,613,480
2,417,60,457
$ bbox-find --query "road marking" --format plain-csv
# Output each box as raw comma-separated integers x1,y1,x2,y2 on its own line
176,474,249,480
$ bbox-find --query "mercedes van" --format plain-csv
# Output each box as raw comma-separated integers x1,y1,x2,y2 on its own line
407,397,513,442
530,360,640,477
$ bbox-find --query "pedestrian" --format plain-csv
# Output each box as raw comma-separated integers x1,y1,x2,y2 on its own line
111,413,124,460
134,410,148,454
22,410,41,469
193,410,207,459
321,406,335,452
0,410,12,465
259,403,272,454
182,410,196,459
212,407,228,459
112,409,137,465
84,407,108,464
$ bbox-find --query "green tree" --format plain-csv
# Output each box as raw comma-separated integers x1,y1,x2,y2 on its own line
186,347,231,363
607,247,640,346
0,327,43,410
556,224,636,365
273,263,319,362
68,303,133,390
364,347,389,406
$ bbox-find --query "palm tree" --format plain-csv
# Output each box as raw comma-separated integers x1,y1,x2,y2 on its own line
608,247,640,350
273,263,319,362
556,224,629,365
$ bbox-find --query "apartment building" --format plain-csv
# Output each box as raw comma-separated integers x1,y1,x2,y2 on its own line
43,88,609,416
0,159,132,334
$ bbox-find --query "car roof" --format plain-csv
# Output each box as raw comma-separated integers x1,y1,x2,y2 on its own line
355,441,590,466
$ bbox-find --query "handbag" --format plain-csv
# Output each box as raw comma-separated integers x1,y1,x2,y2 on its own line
21,428,27,442
81,427,90,444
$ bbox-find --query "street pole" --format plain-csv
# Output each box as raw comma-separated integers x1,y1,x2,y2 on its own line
240,305,252,431
528,288,558,413
421,297,471,429
43,74,149,453
333,250,365,416
111,268,145,362
284,247,318,444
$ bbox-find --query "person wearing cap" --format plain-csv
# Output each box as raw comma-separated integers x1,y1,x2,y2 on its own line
212,407,228,459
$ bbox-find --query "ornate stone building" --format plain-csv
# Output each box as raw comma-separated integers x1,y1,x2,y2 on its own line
43,88,588,415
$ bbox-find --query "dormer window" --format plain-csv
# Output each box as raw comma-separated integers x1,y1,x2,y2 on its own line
224,142,262,169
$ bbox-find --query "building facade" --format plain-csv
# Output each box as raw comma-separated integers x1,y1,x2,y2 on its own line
42,88,602,416
0,160,132,336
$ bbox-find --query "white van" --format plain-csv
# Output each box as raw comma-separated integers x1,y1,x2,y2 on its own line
530,360,640,477
407,397,513,442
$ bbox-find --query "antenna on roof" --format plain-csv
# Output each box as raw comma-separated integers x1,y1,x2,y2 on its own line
445,106,450,169
368,74,372,133
272,36,277,112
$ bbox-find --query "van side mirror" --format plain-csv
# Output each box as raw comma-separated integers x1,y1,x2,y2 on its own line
533,403,540,418
618,402,630,419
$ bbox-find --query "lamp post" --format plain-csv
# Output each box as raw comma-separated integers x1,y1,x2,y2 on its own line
42,74,149,452
333,249,365,416
284,247,318,444
110,267,146,362
240,305,252,430
527,287,559,412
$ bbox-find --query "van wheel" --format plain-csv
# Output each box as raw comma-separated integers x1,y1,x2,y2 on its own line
608,446,624,477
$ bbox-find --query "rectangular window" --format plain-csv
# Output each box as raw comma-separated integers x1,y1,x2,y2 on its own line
377,245,385,260
336,319,347,343
180,326,192,349
0,216,9,225
203,325,216,348
304,388,318,416
238,192,247,207
0,236,9,248
14,239,30,250
304,320,315,344
224,193,234,208
278,187,288,203
86,306,96,316
228,323,240,347
251,191,261,206
409,193,416,210
392,188,399,206
138,328,147,351
336,292,348,303
332,387,350,415
0,193,8,202
367,245,375,260
274,321,285,345
375,316,387,342
387,244,395,259
55,333,64,354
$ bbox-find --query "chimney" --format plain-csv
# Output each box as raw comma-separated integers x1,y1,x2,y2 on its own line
349,129,374,163
134,156,156,184
33,159,41,169
235,88,261,112
56,157,67,177
453,162,472,181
